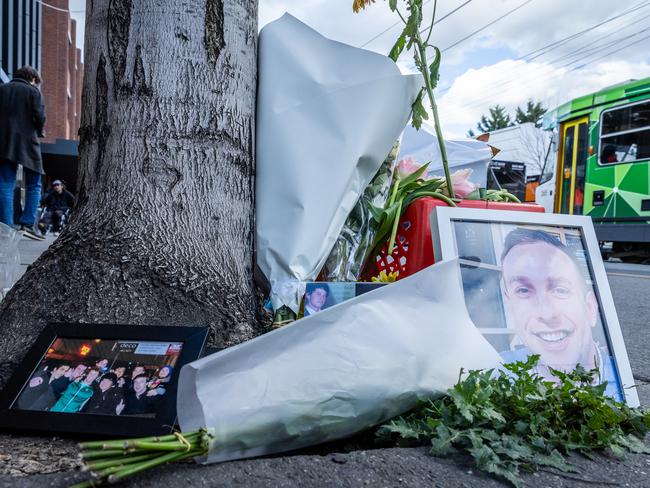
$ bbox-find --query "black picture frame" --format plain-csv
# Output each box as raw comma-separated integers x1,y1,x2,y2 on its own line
0,323,208,438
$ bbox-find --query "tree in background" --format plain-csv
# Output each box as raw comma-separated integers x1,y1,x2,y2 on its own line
468,104,513,137
467,100,547,137
0,0,262,388
515,99,547,128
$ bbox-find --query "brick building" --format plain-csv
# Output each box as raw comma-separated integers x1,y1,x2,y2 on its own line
40,0,83,143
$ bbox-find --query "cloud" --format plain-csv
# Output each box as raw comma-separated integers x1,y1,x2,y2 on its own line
65,0,650,142
436,58,650,138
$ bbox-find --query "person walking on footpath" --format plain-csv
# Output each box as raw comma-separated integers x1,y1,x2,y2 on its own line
0,66,46,240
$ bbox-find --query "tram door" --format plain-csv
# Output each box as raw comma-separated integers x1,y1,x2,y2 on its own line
555,117,589,215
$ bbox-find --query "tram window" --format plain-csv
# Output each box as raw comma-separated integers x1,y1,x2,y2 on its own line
600,100,650,165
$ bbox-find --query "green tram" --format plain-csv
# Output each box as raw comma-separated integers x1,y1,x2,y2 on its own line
537,77,650,261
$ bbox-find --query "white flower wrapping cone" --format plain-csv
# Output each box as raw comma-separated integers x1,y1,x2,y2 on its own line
255,14,422,313
177,259,502,464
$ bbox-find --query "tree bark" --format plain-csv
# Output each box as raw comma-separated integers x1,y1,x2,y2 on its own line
0,0,261,388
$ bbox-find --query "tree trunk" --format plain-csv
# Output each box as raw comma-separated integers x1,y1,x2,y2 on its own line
0,0,261,388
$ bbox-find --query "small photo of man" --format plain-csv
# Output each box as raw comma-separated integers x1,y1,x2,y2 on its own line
303,283,356,317
304,283,332,316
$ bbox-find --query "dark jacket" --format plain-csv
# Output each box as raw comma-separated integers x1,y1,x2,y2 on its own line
15,370,50,410
43,189,75,211
0,78,46,174
122,390,157,415
82,387,122,415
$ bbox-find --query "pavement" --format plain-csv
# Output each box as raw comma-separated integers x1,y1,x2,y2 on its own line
16,232,57,275
1,240,650,487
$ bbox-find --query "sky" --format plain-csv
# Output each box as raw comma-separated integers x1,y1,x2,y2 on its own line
67,0,650,138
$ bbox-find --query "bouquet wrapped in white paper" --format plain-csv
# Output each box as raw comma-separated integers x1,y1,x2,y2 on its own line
255,14,422,313
177,259,501,463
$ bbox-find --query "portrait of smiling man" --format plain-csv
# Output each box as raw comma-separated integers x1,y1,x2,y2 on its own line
498,227,621,400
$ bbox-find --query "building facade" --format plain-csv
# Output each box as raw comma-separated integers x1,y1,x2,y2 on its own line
0,0,42,82
0,0,81,197
40,0,83,142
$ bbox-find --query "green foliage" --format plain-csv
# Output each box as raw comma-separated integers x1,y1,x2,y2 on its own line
321,142,400,281
367,164,454,258
476,104,514,133
355,0,455,197
377,355,650,487
515,99,547,127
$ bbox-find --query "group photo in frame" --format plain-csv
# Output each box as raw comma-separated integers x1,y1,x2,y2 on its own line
431,207,639,406
0,323,208,437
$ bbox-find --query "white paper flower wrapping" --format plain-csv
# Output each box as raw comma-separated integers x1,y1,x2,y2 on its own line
177,259,502,464
255,14,422,312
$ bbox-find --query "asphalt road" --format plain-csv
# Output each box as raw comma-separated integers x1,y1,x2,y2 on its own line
605,262,650,405
0,259,649,487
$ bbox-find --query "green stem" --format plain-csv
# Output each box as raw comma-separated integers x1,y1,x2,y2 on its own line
86,452,161,471
130,440,199,451
386,177,400,209
81,433,201,453
409,191,456,207
80,449,136,460
425,0,437,44
79,432,195,450
107,450,203,484
92,464,131,479
387,198,403,255
507,194,522,203
69,481,100,488
415,33,454,199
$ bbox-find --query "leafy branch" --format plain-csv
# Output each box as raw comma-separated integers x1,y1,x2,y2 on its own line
377,355,650,487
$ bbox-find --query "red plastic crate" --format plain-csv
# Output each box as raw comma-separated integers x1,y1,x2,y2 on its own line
365,197,544,281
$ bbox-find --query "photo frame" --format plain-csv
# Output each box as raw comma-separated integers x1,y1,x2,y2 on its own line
0,323,208,437
430,207,638,406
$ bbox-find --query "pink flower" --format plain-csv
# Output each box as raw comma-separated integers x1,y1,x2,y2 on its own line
450,169,477,198
395,157,422,179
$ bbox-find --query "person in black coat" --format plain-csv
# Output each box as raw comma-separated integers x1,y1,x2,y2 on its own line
41,180,75,233
82,373,123,415
0,66,46,240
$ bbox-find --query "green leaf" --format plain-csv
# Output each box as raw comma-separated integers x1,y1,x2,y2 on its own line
368,203,385,223
398,161,430,186
533,450,576,473
411,89,429,130
428,46,441,89
403,1,423,38
618,434,650,454
389,0,397,11
430,424,456,455
381,419,422,440
463,188,482,200
388,28,407,62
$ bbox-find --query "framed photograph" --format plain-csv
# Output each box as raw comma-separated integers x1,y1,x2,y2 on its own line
0,323,208,437
302,282,387,317
431,207,638,406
